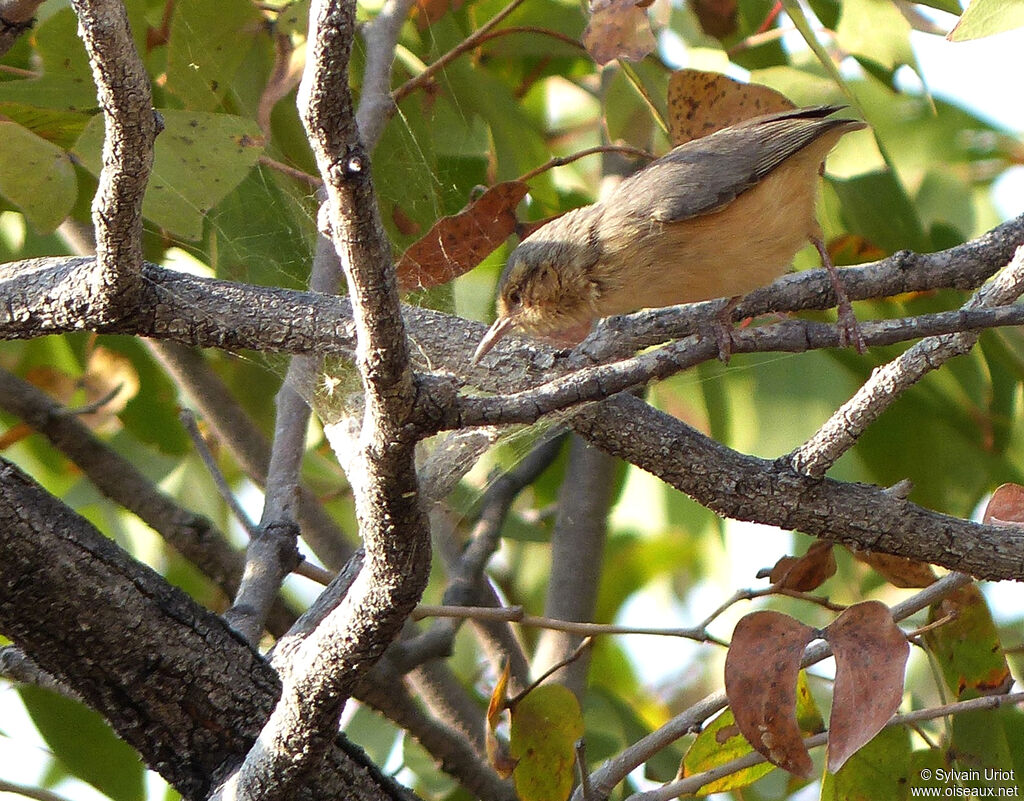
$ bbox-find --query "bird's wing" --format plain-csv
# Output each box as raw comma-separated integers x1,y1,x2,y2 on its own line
621,106,863,224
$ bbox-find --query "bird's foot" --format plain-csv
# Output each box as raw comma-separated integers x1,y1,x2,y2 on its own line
812,236,866,354
698,296,740,363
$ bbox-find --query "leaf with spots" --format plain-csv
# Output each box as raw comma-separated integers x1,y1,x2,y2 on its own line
822,600,909,773
509,684,584,801
924,583,1012,700
724,610,817,777
666,70,794,147
396,181,528,292
74,111,265,242
681,671,823,793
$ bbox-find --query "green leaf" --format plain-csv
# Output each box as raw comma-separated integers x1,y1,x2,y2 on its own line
820,725,910,800
0,121,77,233
949,0,1024,41
165,0,264,110
18,686,146,801
74,111,265,240
925,583,1011,700
680,708,776,793
0,102,94,150
830,170,929,253
510,684,584,801
835,0,916,73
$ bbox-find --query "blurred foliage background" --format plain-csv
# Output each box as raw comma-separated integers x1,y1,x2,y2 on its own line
1,0,1023,799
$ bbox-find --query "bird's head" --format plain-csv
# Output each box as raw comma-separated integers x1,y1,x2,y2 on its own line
472,211,603,363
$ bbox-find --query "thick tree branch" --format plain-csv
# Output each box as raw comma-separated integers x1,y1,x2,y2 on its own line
1,214,1023,371
533,437,617,698
70,0,155,317
356,0,415,149
0,458,415,801
0,367,297,637
219,0,432,796
569,393,1024,580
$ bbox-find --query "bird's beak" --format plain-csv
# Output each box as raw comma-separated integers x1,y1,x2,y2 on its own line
472,316,515,364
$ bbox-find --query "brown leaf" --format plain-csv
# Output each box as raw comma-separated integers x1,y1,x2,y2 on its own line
396,181,528,292
983,483,1024,526
582,0,657,66
823,601,909,773
689,0,738,38
725,610,817,777
666,69,794,147
768,540,836,591
851,549,936,588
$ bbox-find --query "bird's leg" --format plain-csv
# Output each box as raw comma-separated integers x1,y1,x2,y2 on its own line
812,235,865,354
700,295,740,363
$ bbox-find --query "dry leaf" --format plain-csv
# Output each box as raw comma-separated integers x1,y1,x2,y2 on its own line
666,69,794,147
983,483,1024,526
852,549,936,588
582,0,657,66
768,540,836,591
689,0,738,38
396,181,528,292
823,601,909,773
725,610,817,777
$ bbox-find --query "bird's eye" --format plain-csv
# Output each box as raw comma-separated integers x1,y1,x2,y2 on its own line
507,289,521,307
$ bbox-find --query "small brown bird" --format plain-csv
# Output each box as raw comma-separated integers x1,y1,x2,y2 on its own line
473,105,866,363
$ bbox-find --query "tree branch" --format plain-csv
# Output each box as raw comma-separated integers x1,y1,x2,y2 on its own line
0,367,297,637
0,458,414,801
69,0,155,318
219,0,433,795
570,393,1024,580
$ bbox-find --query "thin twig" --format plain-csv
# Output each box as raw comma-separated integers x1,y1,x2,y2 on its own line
60,382,123,416
258,154,323,187
180,409,257,536
412,604,726,644
518,145,653,183
630,691,1024,801
392,0,526,105
510,637,594,707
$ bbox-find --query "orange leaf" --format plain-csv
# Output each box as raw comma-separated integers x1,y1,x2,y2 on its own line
823,601,909,773
725,610,817,777
582,0,656,66
396,181,528,292
666,69,794,147
486,662,516,778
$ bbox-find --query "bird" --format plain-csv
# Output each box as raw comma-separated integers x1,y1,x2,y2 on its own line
472,104,867,363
